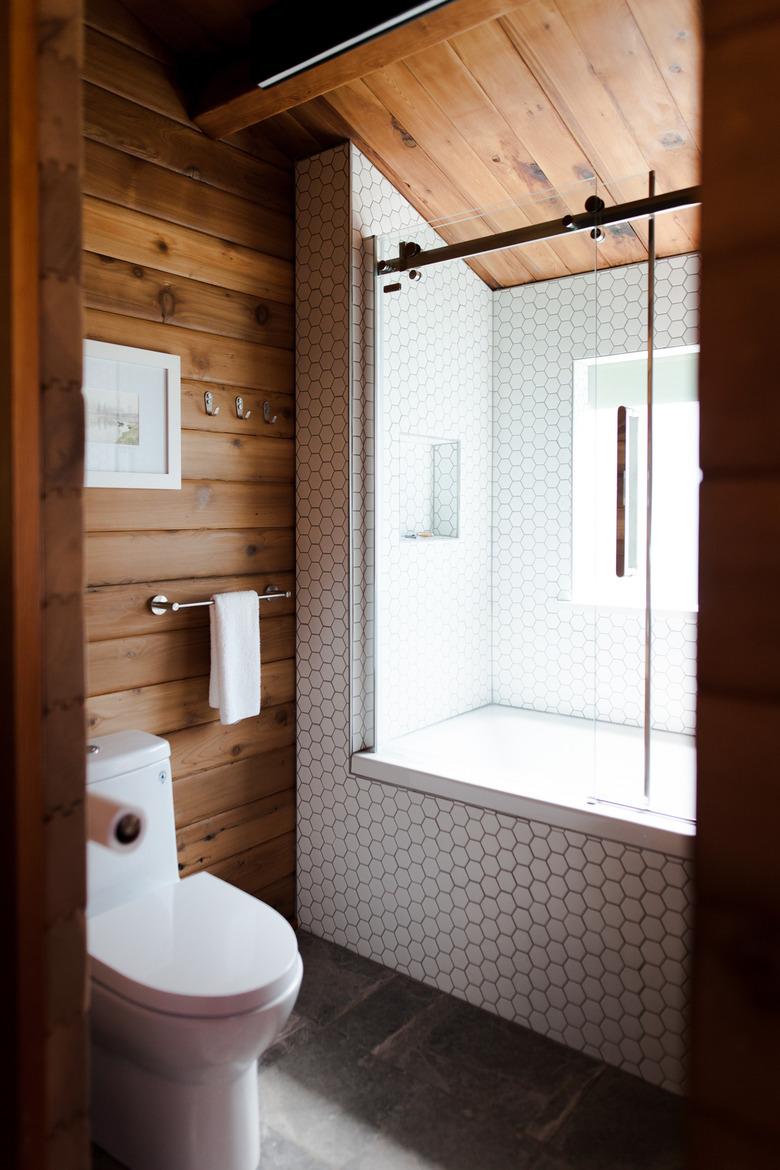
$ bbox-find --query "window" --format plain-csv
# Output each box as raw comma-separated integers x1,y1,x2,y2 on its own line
571,347,699,612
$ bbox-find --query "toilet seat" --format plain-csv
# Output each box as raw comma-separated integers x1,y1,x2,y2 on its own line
88,871,300,1019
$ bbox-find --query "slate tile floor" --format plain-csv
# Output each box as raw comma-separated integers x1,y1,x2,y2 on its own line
93,930,685,1170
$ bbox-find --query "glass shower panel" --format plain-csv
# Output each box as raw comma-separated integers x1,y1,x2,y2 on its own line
489,191,603,808
647,344,699,823
581,216,649,816
587,213,698,824
372,221,495,754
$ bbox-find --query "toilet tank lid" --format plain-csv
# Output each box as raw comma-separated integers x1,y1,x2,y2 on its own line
86,730,170,785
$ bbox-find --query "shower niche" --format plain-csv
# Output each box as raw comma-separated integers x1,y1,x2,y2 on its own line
399,434,460,540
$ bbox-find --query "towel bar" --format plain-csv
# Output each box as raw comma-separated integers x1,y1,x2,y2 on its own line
149,586,291,616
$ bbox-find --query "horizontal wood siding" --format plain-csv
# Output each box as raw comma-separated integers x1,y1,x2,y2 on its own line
82,6,296,914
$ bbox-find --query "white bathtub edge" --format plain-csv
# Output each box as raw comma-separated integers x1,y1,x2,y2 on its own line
350,751,695,860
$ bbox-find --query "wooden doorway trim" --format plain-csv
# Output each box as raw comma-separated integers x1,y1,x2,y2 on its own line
691,2,780,1166
0,1,46,1167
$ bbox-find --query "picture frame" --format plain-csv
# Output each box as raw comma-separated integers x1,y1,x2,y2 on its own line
83,339,181,489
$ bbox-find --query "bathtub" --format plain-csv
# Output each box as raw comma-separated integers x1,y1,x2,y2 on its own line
352,704,694,858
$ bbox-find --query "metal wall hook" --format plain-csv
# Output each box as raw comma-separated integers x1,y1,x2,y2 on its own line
235,396,252,420
262,400,278,425
204,391,220,416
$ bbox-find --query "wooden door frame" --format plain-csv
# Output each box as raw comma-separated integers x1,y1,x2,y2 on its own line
0,1,46,1166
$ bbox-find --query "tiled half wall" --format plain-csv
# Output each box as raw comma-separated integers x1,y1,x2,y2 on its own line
296,144,693,1092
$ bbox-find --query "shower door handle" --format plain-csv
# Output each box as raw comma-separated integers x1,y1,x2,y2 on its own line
616,406,638,578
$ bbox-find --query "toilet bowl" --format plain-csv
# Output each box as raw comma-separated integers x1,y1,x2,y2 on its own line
86,731,302,1170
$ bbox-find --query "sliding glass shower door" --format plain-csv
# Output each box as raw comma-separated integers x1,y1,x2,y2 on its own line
585,232,698,824
365,179,698,827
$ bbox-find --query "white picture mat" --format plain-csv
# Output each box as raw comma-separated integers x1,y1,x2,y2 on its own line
83,340,181,489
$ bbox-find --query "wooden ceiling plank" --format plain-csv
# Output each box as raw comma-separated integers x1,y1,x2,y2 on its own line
499,2,687,256
450,23,648,268
237,113,321,163
625,0,701,151
117,0,226,60
405,38,595,274
326,79,536,288
427,29,645,270
554,0,701,256
557,0,700,188
256,110,337,163
499,5,652,215
223,124,295,172
86,7,292,171
84,25,192,128
85,0,174,64
192,0,532,139
326,114,504,288
460,8,650,263
292,97,360,153
362,61,570,281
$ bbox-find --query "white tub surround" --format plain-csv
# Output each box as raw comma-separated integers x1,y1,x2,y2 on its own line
353,705,694,858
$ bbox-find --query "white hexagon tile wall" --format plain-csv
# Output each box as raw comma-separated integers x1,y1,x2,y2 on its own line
493,256,699,734
296,144,694,1092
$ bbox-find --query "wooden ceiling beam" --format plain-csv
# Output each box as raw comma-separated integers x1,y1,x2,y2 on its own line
192,0,526,139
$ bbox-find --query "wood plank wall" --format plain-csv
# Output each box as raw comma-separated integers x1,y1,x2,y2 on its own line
82,0,296,918
2,4,47,1165
41,1,89,1166
691,1,780,1166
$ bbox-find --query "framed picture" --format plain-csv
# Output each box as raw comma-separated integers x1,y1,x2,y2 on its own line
83,340,181,489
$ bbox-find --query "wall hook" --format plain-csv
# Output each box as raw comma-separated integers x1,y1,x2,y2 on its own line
235,396,252,420
204,391,220,416
263,400,278,425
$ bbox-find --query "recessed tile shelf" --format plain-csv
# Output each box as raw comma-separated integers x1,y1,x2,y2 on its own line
400,434,460,541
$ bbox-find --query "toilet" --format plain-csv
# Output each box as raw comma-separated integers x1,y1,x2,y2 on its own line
86,730,302,1170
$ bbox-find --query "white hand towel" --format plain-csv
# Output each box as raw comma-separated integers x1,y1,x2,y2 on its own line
208,590,261,725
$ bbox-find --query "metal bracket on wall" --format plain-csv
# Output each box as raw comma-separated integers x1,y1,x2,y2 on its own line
204,390,220,416
379,241,423,293
235,395,252,420
262,400,278,424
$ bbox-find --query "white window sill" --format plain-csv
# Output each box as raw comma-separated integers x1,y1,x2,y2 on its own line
557,594,698,617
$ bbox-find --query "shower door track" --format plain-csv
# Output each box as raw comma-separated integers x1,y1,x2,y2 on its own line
376,183,701,275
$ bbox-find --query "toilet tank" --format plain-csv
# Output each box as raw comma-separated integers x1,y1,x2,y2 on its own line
87,730,179,918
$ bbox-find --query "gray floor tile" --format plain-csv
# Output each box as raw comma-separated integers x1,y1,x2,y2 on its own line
260,1024,411,1168
260,1127,333,1169
549,1067,685,1170
373,990,601,1134
343,1080,544,1170
91,934,685,1170
329,970,441,1054
293,930,396,1029
528,1154,582,1170
262,1009,318,1068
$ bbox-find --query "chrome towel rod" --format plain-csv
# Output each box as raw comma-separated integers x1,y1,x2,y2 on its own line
149,586,291,616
